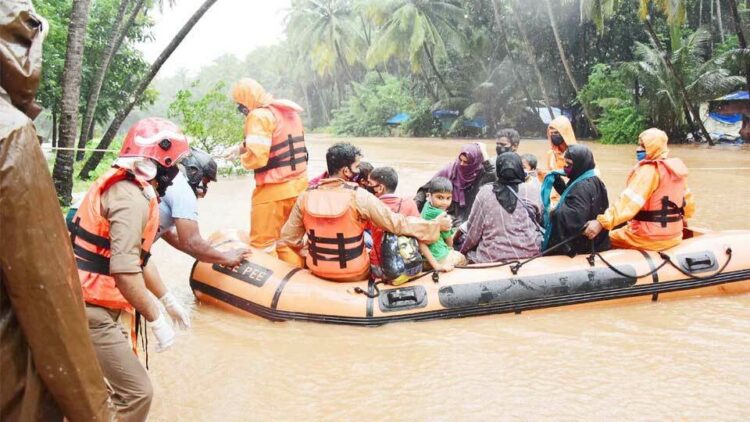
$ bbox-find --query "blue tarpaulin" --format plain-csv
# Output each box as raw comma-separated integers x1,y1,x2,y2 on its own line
714,91,749,101
708,112,743,124
432,110,460,118
387,112,410,125
463,117,487,129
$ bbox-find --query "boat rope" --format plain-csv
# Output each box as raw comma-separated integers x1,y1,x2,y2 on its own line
658,248,733,280
509,231,584,275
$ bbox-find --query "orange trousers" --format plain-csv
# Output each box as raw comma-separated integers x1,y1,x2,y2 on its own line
250,197,303,267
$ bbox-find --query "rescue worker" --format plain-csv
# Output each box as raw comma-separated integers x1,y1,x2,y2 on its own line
0,2,113,419
228,78,307,266
279,143,451,282
546,116,577,173
68,117,190,420
583,128,695,251
144,148,252,328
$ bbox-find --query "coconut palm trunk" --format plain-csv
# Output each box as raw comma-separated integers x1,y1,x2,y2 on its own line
79,0,220,180
717,0,726,42
543,0,599,136
490,0,541,120
423,43,454,98
644,17,714,145
76,0,146,161
52,0,92,205
727,0,750,92
508,0,555,119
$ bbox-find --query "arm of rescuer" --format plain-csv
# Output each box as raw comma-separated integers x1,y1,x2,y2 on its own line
354,189,447,243
596,165,660,231
161,220,250,267
239,108,276,170
0,119,113,420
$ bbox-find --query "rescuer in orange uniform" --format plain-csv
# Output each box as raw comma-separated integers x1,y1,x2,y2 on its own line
229,78,308,266
546,116,578,173
583,128,695,251
68,117,190,421
279,143,451,282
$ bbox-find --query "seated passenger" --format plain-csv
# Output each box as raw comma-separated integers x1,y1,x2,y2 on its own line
365,167,421,279
460,153,542,263
544,145,610,256
521,153,540,188
279,143,451,282
415,142,495,224
419,177,467,272
583,128,695,251
495,128,521,155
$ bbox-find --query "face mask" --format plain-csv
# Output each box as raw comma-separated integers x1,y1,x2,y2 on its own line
636,150,647,162
237,104,249,116
347,166,360,183
155,164,179,197
550,133,565,147
496,145,512,155
563,166,573,177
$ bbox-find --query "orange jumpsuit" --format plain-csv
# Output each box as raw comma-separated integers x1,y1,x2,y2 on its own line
232,79,307,266
597,129,695,251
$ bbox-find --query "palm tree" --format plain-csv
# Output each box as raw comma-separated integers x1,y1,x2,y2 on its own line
630,28,743,138
727,0,750,92
80,0,220,180
76,0,146,162
543,0,599,136
52,0,92,205
366,0,466,97
506,0,555,118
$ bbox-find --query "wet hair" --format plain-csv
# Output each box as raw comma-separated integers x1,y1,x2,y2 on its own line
521,153,538,170
326,142,362,175
427,176,453,194
496,128,521,147
359,161,374,179
370,167,398,193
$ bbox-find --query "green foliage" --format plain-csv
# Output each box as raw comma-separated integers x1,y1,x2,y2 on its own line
578,63,631,117
597,105,648,144
330,73,431,136
167,82,244,153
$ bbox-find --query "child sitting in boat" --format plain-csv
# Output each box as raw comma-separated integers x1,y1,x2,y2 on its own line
419,177,467,272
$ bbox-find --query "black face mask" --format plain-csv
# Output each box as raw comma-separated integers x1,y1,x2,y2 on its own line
237,104,249,116
550,133,565,146
155,165,179,197
496,144,513,155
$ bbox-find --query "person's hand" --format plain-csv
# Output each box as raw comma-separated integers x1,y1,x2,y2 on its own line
583,220,603,240
474,141,489,161
437,263,455,272
222,247,252,267
149,313,175,352
437,213,453,231
221,144,242,160
159,291,191,330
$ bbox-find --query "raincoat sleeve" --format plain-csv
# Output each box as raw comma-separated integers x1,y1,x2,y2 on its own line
0,114,112,420
597,165,659,231
239,108,276,170
278,194,307,250
683,186,695,219
356,190,440,244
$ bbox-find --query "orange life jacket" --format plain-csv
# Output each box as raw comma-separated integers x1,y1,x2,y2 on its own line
68,168,160,311
254,104,308,186
628,158,687,240
301,184,369,282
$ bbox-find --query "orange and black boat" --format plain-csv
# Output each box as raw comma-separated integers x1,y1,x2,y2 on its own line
190,229,750,326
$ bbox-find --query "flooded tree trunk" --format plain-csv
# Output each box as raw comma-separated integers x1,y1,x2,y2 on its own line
53,0,92,205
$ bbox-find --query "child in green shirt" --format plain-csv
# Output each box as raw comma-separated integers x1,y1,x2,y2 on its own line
419,177,466,272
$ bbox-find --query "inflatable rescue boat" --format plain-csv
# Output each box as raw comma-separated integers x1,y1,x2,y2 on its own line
190,229,750,326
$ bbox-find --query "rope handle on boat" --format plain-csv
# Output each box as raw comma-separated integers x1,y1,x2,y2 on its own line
659,247,733,280
509,231,584,275
353,281,386,298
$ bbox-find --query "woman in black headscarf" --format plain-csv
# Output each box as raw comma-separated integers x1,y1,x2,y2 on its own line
546,144,610,256
460,153,542,263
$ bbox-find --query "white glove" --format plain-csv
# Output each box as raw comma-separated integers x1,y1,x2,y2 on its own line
149,313,175,353
221,144,242,160
159,291,191,329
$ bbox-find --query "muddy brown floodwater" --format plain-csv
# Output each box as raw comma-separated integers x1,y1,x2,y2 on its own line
148,135,750,420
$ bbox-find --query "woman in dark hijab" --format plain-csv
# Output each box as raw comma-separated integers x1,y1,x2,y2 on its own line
415,143,496,224
460,153,542,263
544,144,610,256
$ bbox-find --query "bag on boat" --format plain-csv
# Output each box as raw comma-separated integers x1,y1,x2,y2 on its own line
380,233,423,285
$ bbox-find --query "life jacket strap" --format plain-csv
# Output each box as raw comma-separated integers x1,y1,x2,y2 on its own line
68,216,111,249
307,229,364,269
633,196,685,227
256,134,308,174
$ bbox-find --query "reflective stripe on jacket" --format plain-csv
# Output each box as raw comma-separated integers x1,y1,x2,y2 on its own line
627,158,687,240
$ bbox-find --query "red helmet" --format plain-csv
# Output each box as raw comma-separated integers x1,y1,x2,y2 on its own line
119,118,189,167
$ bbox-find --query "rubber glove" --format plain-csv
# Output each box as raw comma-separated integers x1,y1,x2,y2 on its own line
159,291,191,329
150,313,175,353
